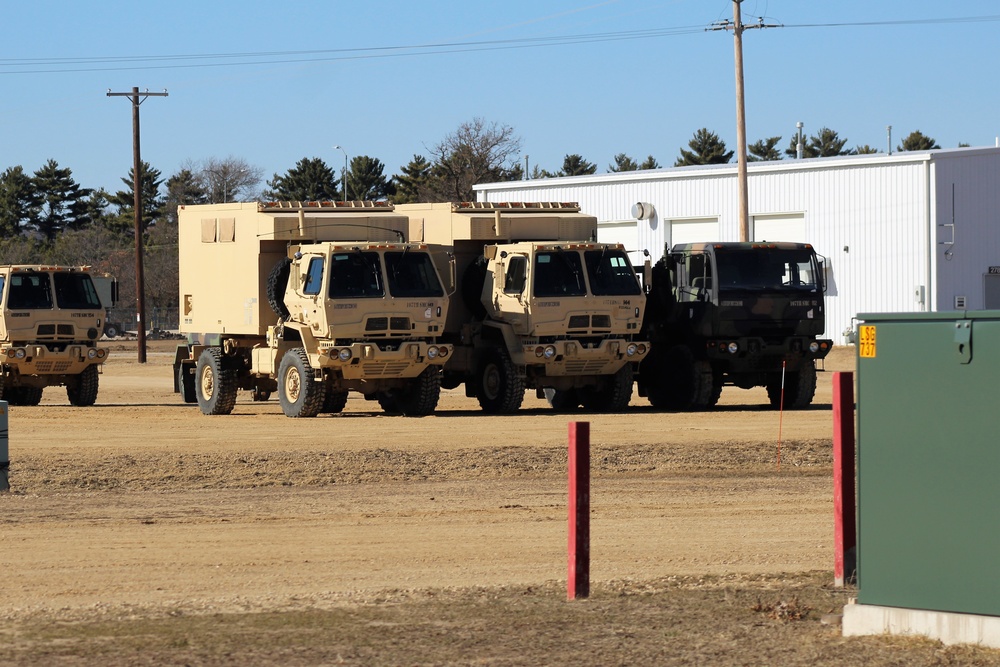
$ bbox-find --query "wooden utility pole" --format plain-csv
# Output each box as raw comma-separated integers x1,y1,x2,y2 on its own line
107,87,168,363
711,4,778,242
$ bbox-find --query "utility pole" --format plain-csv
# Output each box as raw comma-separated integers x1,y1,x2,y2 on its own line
107,87,168,363
710,3,779,242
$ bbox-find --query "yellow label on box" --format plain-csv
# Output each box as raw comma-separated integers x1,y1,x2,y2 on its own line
859,325,876,358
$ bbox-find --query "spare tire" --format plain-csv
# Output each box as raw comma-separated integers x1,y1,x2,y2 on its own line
267,257,292,320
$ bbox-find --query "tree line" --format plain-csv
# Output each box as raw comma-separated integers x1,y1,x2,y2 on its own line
0,118,954,325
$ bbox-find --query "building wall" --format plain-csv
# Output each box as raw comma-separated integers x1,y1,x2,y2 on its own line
477,150,1000,340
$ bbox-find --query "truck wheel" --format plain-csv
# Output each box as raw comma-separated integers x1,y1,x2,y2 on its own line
580,363,634,413
545,388,580,412
646,345,713,411
267,258,292,320
376,391,400,414
397,367,442,417
20,387,43,406
104,323,119,338
277,348,325,418
67,365,100,406
177,364,197,403
196,348,238,415
767,362,817,410
476,349,524,414
322,387,349,414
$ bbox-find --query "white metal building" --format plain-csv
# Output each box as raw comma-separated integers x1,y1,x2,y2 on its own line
475,147,1000,341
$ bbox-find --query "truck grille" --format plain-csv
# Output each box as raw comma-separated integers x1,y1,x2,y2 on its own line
568,315,589,329
36,324,75,338
364,361,411,377
591,315,611,328
365,317,412,332
563,359,610,374
35,361,73,373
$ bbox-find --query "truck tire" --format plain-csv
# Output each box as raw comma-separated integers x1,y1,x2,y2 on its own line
766,362,817,410
580,363,634,413
67,365,100,407
476,348,524,414
544,388,580,412
322,387,349,414
267,257,292,320
376,391,400,414
645,345,713,411
104,323,119,338
397,367,441,416
196,348,238,415
20,387,44,406
177,364,197,403
277,348,325,418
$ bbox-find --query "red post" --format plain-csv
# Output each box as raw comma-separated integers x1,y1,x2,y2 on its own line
833,372,857,587
568,421,590,600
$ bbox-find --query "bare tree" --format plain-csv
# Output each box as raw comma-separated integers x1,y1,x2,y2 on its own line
196,156,265,203
428,118,522,201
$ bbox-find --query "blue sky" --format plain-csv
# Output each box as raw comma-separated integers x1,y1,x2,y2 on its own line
3,1,998,195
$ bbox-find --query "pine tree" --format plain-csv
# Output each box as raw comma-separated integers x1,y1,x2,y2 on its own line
391,155,433,204
0,166,41,236
106,161,165,237
30,159,93,241
674,129,734,166
264,157,339,201
748,137,783,162
898,130,940,152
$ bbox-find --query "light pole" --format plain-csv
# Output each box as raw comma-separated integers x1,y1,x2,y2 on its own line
796,122,804,159
334,145,348,202
206,167,246,203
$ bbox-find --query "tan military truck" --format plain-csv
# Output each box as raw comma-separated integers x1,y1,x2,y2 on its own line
173,201,451,418
0,265,110,406
398,202,649,413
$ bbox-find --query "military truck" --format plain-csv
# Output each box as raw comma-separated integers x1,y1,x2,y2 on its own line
173,201,452,418
0,265,110,406
398,202,649,414
638,241,832,410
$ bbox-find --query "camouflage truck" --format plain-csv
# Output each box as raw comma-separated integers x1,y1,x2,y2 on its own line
173,201,451,418
398,202,649,414
0,265,110,406
638,241,833,410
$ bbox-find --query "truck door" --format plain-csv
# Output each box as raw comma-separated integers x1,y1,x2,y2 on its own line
492,253,529,332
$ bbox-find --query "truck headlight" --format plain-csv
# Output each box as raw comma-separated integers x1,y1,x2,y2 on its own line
14,348,26,359
727,342,739,354
543,345,556,359
809,341,820,353
87,348,98,359
427,346,439,359
626,343,638,357
338,348,352,361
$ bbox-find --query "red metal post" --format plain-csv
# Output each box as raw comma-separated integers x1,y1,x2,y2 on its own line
568,421,590,600
833,371,857,587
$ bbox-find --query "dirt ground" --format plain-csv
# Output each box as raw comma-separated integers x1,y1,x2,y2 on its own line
2,344,994,665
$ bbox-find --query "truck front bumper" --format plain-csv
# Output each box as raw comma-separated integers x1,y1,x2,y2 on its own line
517,339,649,377
0,344,108,375
314,341,452,379
703,336,833,364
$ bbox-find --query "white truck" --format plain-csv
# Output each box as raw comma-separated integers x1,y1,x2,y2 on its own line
173,201,452,417
0,265,110,405
398,202,649,413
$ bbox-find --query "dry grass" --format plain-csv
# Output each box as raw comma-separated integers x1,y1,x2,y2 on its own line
2,572,998,666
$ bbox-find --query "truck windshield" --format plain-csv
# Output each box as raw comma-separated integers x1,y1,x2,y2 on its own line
7,273,54,310
385,251,444,298
328,252,385,298
584,249,642,296
54,273,102,309
714,248,821,291
533,251,587,297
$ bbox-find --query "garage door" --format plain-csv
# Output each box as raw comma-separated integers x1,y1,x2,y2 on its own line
669,218,719,246
597,219,643,267
753,214,806,243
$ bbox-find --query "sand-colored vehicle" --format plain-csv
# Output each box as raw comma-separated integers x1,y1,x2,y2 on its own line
173,201,451,417
0,265,110,406
398,202,649,414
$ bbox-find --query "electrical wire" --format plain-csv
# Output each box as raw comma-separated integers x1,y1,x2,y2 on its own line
1,15,998,75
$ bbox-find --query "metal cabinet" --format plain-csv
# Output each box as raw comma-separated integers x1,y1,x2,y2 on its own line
856,311,1000,616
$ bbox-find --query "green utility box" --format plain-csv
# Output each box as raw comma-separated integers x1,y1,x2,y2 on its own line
856,311,1000,617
